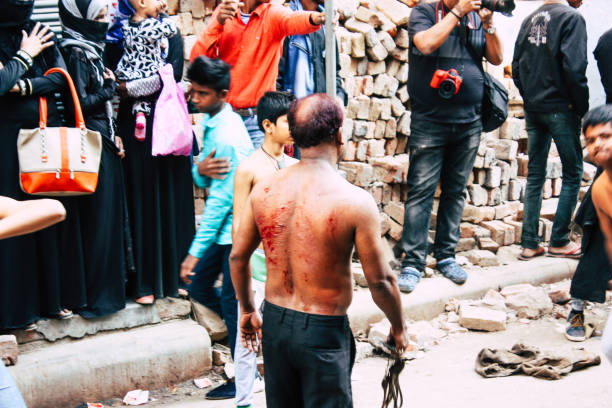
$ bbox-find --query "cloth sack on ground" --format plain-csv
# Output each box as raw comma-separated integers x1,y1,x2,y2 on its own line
151,64,192,156
476,343,601,380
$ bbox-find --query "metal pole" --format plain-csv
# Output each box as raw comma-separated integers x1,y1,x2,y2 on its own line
325,0,336,99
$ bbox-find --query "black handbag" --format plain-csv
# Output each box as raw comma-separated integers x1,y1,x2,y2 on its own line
466,41,509,132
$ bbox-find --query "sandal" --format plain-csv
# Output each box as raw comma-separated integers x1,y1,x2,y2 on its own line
24,322,38,331
547,244,582,259
135,295,155,305
518,247,546,261
52,309,73,320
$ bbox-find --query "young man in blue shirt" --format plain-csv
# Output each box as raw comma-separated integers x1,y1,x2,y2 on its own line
180,56,254,399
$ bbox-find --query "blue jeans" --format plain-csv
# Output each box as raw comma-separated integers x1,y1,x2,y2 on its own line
0,363,26,408
522,111,583,249
400,118,481,271
188,243,237,356
242,114,265,150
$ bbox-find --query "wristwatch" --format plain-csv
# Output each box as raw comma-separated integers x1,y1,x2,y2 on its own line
485,26,497,35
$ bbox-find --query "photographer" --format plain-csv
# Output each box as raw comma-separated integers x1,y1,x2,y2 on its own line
397,0,503,293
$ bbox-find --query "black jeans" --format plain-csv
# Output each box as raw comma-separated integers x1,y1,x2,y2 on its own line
262,301,356,408
522,111,583,249
187,243,237,356
400,118,481,271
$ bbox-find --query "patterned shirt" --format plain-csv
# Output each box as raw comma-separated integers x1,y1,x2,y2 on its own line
115,18,176,81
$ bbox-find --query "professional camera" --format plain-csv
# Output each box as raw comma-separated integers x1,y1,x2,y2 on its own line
430,69,463,99
481,0,515,16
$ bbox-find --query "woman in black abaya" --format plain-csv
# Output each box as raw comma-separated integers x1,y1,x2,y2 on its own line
106,0,194,304
58,0,130,318
0,0,76,329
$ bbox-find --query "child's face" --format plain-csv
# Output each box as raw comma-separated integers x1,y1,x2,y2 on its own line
586,123,612,170
265,114,293,146
139,0,162,18
190,83,226,115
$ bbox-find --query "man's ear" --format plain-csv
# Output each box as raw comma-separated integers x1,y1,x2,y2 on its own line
262,118,273,134
219,89,229,99
335,128,344,146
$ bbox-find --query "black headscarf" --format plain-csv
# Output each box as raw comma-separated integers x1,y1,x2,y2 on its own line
59,0,108,44
0,0,34,28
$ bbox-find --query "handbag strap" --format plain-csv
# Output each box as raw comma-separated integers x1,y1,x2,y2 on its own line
38,67,88,164
39,67,86,131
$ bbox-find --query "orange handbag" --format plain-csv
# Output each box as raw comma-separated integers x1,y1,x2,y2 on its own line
17,67,102,196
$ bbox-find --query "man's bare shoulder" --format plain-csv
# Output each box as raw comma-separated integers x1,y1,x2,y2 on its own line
284,154,299,167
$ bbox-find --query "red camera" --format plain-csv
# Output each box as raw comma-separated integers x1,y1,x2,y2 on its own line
430,69,463,99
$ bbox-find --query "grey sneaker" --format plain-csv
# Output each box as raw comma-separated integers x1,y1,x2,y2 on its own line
398,266,422,293
436,258,468,284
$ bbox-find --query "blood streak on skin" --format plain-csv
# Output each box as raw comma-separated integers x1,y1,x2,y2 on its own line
328,213,338,240
283,269,294,294
257,203,293,269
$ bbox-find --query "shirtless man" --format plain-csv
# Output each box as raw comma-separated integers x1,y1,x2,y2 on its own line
230,93,408,408
232,91,296,408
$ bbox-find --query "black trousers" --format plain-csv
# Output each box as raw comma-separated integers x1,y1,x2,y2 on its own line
262,301,356,408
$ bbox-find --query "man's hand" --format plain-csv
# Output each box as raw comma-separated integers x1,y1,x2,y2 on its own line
197,148,231,179
20,23,54,58
309,12,325,25
180,254,200,284
479,8,493,29
240,310,263,352
388,325,411,357
455,0,481,16
217,0,243,25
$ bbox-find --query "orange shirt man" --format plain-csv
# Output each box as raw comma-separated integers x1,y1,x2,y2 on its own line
190,0,324,148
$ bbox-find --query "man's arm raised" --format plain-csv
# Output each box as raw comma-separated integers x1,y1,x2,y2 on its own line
353,191,408,354
229,194,263,351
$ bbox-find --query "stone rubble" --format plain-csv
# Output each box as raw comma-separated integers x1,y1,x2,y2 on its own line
0,334,18,366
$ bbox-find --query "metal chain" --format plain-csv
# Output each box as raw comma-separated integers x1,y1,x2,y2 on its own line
40,129,47,163
80,128,86,163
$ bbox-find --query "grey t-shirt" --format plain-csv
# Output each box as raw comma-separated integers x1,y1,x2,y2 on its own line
408,1,486,124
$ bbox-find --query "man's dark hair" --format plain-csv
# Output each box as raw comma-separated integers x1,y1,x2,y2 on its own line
582,104,612,134
187,56,230,92
257,91,296,132
288,94,344,148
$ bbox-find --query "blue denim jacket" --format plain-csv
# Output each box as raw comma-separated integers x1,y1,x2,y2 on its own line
188,103,254,258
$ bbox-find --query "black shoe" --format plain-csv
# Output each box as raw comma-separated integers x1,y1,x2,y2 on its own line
205,381,236,400
565,309,586,342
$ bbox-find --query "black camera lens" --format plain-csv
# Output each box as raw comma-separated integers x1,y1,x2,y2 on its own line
438,79,456,99
481,0,515,16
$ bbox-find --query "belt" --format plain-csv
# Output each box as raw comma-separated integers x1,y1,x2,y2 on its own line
234,107,257,117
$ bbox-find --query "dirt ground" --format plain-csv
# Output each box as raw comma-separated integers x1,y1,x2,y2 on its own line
96,303,611,408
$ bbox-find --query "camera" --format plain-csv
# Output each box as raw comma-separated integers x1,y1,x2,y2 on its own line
481,0,515,16
430,69,463,99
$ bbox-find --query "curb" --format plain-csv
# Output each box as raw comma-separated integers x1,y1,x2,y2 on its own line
348,257,578,333
9,320,212,408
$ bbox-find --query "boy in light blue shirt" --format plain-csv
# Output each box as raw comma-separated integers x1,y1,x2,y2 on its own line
180,56,253,401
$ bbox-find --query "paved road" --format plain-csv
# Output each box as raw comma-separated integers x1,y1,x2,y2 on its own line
159,317,611,408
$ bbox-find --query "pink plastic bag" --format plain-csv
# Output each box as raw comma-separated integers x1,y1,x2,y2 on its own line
152,64,193,156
